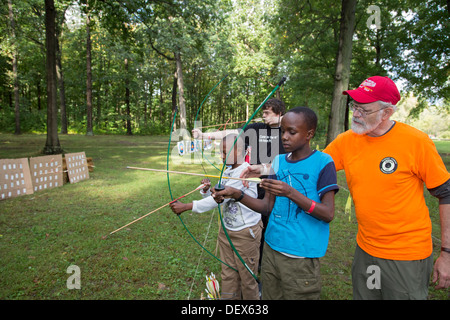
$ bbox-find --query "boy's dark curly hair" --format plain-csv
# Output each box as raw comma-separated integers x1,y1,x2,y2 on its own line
262,98,286,116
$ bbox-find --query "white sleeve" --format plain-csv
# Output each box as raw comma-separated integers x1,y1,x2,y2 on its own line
192,196,218,213
200,188,211,198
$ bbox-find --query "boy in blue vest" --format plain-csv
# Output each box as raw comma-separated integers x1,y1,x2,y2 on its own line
212,107,339,299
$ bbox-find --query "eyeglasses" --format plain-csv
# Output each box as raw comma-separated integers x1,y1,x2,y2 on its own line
350,102,386,117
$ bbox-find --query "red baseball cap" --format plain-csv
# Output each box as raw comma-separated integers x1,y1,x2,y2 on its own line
343,76,401,105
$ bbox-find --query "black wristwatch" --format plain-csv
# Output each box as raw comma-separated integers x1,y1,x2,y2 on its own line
236,190,245,202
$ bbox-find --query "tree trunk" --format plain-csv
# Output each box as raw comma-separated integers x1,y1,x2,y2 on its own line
96,55,104,127
86,13,94,136
8,0,20,135
172,69,178,131
326,0,356,146
144,80,152,126
37,78,42,110
43,0,62,154
175,52,186,130
56,36,68,134
125,58,132,135
159,74,164,121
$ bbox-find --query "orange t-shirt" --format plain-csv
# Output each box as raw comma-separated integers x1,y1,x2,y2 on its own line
324,122,450,260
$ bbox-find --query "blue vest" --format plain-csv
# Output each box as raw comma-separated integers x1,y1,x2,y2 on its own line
265,151,337,258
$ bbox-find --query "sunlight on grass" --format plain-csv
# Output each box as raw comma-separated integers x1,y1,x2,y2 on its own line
0,134,448,300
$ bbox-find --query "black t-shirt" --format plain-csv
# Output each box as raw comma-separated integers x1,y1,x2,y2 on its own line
241,123,286,200
242,122,286,165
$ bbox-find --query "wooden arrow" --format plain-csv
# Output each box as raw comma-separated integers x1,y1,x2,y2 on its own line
126,166,262,184
109,184,206,236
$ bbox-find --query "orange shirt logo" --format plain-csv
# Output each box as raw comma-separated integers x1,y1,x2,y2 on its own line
379,157,398,174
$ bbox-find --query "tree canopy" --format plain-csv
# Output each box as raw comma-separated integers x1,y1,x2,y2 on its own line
0,0,448,143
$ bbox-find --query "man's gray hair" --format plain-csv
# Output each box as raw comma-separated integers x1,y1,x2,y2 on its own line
378,100,397,112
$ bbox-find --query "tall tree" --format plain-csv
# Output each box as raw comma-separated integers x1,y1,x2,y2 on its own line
228,0,280,113
85,10,93,136
56,35,68,134
56,4,69,134
385,0,449,106
43,0,62,154
267,0,343,132
175,51,186,129
120,0,220,130
124,58,132,135
7,0,20,135
326,0,357,145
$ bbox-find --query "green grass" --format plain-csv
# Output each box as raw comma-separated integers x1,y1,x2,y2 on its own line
0,134,223,300
434,140,450,155
0,134,448,300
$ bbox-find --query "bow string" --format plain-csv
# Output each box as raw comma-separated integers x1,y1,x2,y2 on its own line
215,76,287,284
167,86,237,272
167,75,287,285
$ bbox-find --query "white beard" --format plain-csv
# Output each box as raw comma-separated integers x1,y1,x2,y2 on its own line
351,112,383,135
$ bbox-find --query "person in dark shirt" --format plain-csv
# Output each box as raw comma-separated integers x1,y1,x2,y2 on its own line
192,98,287,268
192,98,286,171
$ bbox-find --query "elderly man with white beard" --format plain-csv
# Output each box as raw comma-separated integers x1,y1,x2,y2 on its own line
323,76,450,299
239,76,450,299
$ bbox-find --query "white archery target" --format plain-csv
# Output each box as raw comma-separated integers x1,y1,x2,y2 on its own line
65,152,89,184
29,154,63,192
0,158,33,200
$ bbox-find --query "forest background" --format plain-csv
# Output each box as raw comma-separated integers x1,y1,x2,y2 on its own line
0,0,449,301
0,0,449,147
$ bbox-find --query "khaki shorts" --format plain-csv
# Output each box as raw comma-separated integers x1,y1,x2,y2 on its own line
218,221,262,300
352,245,433,300
261,242,321,300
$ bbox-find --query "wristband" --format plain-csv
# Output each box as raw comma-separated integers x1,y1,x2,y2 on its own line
306,200,316,214
442,247,450,254
236,190,245,202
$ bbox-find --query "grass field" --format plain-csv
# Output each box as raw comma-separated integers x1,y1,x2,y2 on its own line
0,133,449,300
